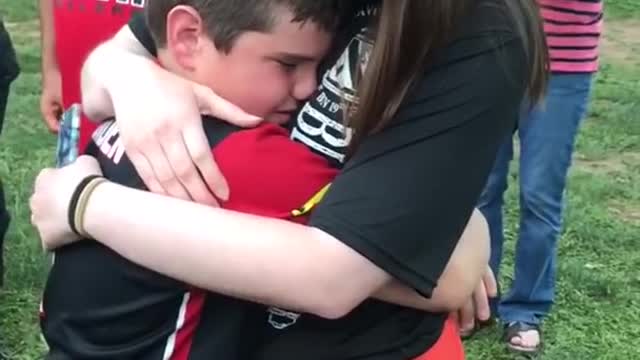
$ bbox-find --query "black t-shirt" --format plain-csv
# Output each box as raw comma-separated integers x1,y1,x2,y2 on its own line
130,0,527,357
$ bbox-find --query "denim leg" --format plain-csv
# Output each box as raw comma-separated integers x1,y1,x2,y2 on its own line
477,132,514,315
499,74,593,325
478,135,514,281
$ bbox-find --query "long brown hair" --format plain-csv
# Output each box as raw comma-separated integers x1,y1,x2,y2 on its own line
348,0,549,150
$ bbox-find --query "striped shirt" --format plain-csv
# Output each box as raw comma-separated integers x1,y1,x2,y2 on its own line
539,0,604,73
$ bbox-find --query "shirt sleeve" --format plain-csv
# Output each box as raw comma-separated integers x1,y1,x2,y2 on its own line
128,13,157,56
308,31,527,297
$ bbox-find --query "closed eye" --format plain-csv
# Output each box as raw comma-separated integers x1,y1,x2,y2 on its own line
277,60,298,72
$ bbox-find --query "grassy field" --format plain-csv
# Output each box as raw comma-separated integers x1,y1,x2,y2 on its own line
1,2,639,359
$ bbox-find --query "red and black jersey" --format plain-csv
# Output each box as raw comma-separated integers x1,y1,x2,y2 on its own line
40,118,337,359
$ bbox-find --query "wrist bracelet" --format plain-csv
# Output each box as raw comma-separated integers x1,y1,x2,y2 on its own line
68,175,105,237
74,177,108,238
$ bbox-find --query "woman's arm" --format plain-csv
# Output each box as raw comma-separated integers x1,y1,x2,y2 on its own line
80,25,152,122
80,22,261,205
32,155,491,316
375,209,491,313
81,180,389,319
79,180,490,317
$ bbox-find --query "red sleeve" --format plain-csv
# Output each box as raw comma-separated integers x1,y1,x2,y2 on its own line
212,124,338,221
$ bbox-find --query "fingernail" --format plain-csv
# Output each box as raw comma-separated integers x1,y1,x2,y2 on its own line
216,182,230,201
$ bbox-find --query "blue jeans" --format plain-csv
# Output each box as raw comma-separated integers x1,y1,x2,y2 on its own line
478,73,593,325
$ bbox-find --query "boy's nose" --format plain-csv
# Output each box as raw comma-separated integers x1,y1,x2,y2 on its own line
292,71,318,101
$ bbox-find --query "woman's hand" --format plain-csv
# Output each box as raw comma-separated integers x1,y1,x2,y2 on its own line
454,265,498,335
81,29,263,206
108,63,253,206
30,156,103,250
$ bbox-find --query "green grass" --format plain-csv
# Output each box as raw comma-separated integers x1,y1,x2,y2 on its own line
1,2,639,359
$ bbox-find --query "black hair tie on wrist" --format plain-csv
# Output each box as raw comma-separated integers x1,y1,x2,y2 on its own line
68,175,103,236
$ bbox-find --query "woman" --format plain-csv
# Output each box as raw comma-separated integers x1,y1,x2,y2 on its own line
478,0,603,353
31,0,548,358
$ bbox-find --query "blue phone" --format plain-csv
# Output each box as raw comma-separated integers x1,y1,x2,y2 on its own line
55,104,81,167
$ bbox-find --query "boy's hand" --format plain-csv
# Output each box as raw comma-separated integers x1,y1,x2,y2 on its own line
40,66,63,133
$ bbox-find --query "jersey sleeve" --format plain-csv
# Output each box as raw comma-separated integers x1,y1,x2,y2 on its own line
128,13,157,56
309,30,527,297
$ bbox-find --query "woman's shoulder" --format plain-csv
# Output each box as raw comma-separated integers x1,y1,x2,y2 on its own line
465,0,521,35
428,0,528,77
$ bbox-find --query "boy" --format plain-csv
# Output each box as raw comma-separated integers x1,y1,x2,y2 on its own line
40,1,340,358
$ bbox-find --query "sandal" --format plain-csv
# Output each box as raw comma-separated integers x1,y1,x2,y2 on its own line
503,321,542,354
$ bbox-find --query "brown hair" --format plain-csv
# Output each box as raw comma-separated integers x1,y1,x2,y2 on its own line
349,0,549,150
146,0,343,52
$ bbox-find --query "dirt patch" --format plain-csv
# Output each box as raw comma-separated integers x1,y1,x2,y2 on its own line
574,157,626,175
574,152,640,175
601,19,640,67
609,201,640,225
573,152,640,175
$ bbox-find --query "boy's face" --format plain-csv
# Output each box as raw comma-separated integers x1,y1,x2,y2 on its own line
164,6,333,124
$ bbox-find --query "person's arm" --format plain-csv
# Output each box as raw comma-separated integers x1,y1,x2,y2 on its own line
79,24,152,123
74,179,384,319
374,209,490,313
39,0,62,133
80,18,260,206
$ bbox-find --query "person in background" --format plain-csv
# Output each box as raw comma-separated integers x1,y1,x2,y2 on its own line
0,17,20,287
39,0,143,155
477,0,604,354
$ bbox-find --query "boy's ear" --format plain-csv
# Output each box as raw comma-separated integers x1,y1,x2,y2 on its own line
165,5,206,70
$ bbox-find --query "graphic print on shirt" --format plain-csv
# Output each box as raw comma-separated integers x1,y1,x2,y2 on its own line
268,16,374,330
289,28,373,166
54,0,146,12
92,120,126,165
